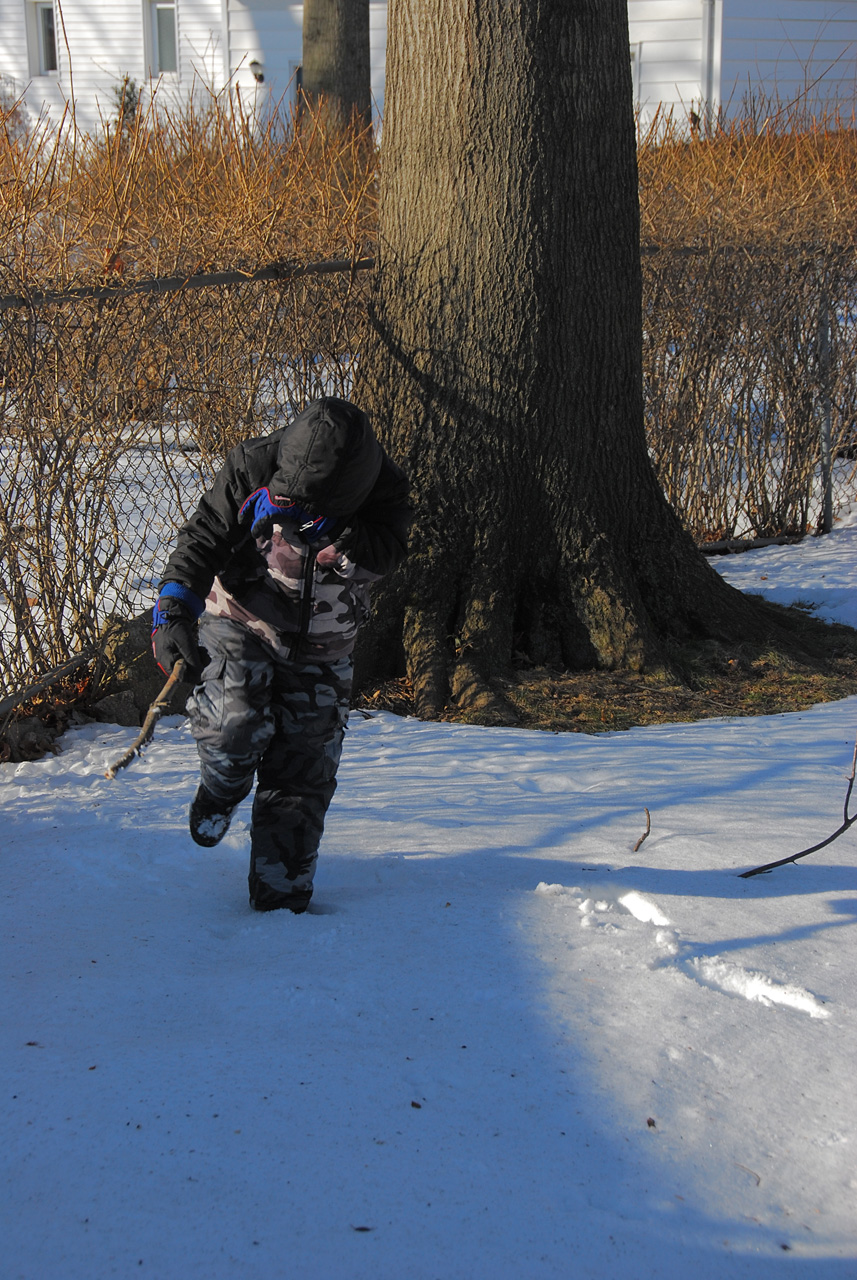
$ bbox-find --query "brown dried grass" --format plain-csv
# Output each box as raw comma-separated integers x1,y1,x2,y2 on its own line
362,613,857,732
638,98,857,248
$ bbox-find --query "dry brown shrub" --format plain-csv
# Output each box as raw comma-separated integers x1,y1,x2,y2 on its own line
0,87,376,287
638,101,857,541
4,91,857,701
639,99,857,248
0,92,375,694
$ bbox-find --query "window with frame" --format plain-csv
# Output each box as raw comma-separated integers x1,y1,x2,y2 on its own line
35,1,58,75
150,0,178,75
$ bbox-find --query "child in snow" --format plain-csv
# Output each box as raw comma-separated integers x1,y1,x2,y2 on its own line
152,397,411,913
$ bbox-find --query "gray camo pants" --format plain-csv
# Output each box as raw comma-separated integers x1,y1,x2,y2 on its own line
187,615,352,898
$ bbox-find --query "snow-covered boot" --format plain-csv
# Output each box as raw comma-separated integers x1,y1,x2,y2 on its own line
248,874,313,914
189,785,236,847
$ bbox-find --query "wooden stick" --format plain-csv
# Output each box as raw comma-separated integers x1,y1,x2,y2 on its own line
104,661,187,779
633,808,652,853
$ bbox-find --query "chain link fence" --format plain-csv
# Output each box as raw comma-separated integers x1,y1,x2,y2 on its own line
1,246,856,698
0,264,371,695
643,245,857,542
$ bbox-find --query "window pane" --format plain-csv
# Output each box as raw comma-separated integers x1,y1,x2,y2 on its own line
155,4,177,74
39,4,58,74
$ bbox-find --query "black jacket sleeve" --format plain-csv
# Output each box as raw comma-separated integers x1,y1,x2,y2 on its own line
159,441,263,600
334,455,412,578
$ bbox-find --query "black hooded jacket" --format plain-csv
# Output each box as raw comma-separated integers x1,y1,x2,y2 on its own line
160,398,411,660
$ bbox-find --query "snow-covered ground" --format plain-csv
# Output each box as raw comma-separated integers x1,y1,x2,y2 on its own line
4,522,857,1279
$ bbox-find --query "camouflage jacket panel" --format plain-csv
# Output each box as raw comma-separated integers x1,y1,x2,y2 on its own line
205,527,381,661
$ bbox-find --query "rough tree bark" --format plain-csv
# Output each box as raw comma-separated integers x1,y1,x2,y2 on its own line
301,0,372,129
354,0,799,721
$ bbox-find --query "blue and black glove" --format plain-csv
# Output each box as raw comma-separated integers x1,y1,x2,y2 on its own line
237,487,338,543
151,583,208,682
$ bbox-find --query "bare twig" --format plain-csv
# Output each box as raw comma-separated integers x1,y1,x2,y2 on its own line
733,1162,762,1187
633,808,652,853
740,741,857,877
104,659,186,779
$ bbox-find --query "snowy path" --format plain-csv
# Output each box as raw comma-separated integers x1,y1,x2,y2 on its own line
4,519,857,1278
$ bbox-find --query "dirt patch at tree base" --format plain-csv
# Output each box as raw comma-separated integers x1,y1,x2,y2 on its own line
358,618,857,734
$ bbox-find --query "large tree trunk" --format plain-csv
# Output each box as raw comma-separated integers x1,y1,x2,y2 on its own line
355,0,788,721
301,0,372,129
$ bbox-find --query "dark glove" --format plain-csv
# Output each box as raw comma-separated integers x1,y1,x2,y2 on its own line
151,584,208,681
238,487,339,543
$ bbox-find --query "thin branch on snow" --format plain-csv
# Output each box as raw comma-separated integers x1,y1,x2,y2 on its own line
740,741,857,877
633,808,651,853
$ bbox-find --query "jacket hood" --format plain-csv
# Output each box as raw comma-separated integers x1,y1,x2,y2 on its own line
271,398,383,517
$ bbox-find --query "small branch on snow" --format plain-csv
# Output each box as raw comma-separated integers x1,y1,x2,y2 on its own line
740,741,857,877
734,1162,762,1186
633,808,651,853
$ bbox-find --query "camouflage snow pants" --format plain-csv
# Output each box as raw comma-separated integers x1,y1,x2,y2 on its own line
186,615,352,903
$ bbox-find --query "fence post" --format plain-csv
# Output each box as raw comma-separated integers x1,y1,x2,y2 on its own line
818,288,833,535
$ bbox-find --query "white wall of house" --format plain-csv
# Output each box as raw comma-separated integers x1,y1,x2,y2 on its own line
368,1,385,116
221,0,302,117
0,0,386,136
0,0,226,131
628,0,857,126
628,0,705,122
1,1,854,138
719,1,857,114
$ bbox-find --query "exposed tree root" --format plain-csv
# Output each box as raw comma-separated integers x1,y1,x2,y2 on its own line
403,605,449,719
358,598,857,732
451,657,518,725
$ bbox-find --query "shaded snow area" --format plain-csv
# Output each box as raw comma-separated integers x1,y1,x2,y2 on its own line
5,523,857,1279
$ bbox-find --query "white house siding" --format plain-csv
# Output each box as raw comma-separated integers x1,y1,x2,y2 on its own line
719,0,857,114
627,0,705,123
0,0,29,100
68,0,143,122
0,0,225,134
0,0,383,136
369,1,386,117
176,0,225,95
223,0,302,114
5,1,856,139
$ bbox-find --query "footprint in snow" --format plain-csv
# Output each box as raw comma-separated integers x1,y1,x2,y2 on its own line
534,882,830,1017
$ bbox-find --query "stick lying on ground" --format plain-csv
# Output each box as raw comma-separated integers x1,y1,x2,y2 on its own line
104,660,186,779
740,740,857,877
634,808,651,853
